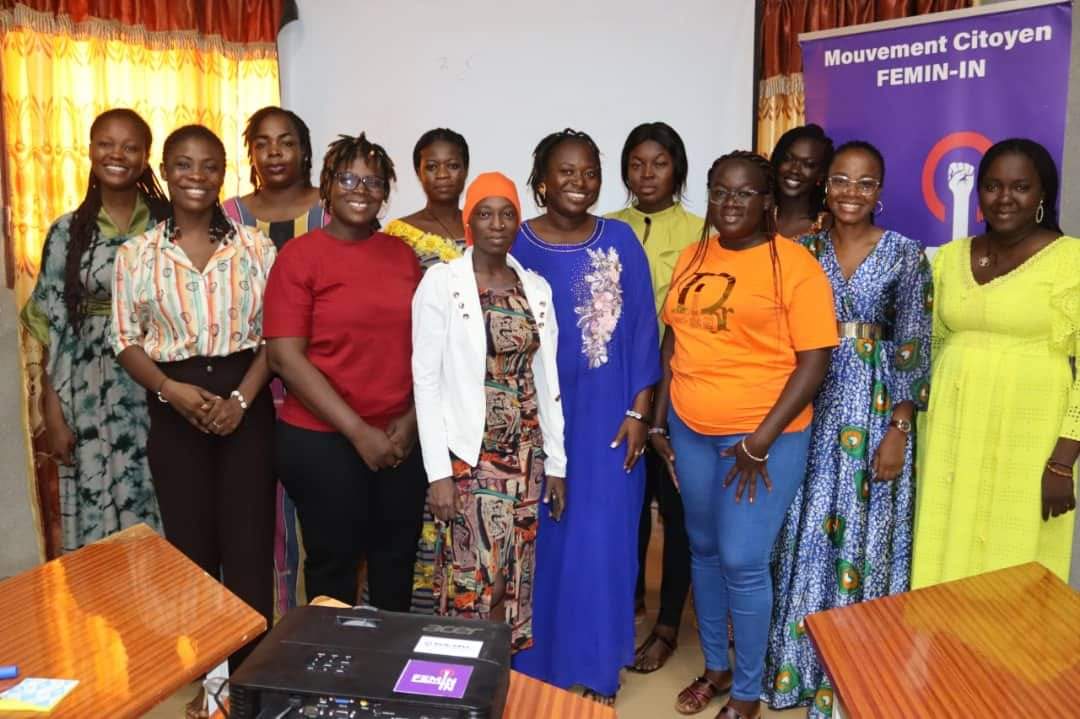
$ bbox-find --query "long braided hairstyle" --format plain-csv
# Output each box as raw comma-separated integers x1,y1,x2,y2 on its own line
65,109,169,333
160,125,236,245
527,128,602,207
242,106,315,191
673,150,786,337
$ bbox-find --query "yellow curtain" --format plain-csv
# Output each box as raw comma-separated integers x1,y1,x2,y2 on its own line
0,4,280,558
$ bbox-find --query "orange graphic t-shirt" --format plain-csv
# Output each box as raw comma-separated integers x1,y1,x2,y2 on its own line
661,237,838,435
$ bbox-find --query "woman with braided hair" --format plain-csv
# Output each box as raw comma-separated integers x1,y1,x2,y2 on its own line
265,133,426,610
649,150,836,719
21,108,169,552
509,128,659,705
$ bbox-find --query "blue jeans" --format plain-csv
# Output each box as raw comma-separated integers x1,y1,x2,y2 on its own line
669,409,810,701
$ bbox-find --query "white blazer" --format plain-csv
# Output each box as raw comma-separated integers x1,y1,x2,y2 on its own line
411,248,567,482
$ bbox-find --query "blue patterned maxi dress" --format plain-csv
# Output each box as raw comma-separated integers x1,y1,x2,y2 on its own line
509,217,659,696
763,230,931,716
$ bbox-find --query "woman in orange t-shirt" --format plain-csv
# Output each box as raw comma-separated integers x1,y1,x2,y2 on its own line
650,151,837,719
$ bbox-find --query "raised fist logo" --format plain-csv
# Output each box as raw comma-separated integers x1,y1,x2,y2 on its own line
947,161,975,240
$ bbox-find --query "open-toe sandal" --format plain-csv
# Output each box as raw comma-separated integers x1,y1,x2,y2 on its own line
716,702,759,719
582,688,617,706
627,630,678,674
675,674,730,715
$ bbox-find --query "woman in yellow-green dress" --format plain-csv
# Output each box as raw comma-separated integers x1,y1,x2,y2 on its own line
912,138,1079,588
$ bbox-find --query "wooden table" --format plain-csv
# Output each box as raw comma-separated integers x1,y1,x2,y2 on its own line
806,562,1080,718
0,524,265,717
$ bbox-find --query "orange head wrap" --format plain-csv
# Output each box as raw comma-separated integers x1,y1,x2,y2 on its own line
462,172,522,246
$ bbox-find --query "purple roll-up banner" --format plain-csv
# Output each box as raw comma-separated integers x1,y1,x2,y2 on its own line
800,0,1072,247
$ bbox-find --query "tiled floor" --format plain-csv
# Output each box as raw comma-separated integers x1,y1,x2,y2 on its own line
148,511,806,718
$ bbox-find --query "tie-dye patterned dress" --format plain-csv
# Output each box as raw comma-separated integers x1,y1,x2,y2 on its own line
763,230,931,716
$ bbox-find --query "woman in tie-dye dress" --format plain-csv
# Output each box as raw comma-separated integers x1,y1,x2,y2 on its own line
764,141,931,717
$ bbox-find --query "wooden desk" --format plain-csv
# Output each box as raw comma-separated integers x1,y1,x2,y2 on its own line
0,524,265,717
806,562,1080,718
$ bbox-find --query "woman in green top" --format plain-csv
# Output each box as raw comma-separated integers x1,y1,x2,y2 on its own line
21,108,169,552
607,121,703,673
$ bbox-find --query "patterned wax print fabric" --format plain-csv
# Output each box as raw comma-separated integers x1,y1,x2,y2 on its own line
433,283,545,652
222,195,328,618
764,229,931,715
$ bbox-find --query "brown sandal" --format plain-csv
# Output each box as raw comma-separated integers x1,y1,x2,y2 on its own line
628,630,677,673
716,702,759,719
675,674,731,715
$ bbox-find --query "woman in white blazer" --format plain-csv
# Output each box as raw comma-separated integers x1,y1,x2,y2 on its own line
412,172,566,653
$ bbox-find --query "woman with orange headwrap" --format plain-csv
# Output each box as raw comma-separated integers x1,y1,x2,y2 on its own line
411,172,567,650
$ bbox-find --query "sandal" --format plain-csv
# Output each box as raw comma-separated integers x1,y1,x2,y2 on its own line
627,630,677,673
185,687,208,719
716,703,759,719
675,674,731,715
582,688,617,706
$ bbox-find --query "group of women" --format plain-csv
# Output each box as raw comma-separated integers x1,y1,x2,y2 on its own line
23,103,1078,719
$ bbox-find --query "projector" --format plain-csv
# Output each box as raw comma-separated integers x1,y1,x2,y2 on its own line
229,605,511,719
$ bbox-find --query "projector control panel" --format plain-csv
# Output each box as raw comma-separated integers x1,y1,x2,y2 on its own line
255,693,470,719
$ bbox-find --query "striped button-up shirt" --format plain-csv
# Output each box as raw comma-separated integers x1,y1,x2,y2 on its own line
112,219,277,362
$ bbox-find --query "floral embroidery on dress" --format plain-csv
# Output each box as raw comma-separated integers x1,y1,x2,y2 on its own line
575,246,623,368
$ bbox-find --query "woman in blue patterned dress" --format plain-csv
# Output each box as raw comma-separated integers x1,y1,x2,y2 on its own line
509,129,660,705
764,141,931,717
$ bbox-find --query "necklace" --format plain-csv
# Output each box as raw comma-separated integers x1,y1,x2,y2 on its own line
977,226,1038,268
424,207,462,240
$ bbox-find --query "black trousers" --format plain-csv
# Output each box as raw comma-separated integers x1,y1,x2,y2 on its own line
635,448,692,630
276,421,428,610
147,351,276,671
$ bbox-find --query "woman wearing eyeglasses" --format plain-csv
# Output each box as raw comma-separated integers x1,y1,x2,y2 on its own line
264,133,426,608
764,141,930,717
650,151,836,719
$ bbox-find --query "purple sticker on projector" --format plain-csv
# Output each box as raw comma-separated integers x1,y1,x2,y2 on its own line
393,659,473,699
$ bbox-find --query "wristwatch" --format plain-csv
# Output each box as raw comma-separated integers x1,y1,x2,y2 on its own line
889,418,913,434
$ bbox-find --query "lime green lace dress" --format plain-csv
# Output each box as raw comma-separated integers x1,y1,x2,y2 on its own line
912,236,1080,587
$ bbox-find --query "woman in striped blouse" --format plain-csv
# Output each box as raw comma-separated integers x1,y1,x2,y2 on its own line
112,124,277,670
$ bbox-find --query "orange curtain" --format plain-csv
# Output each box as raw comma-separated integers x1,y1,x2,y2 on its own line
757,0,971,156
0,2,282,558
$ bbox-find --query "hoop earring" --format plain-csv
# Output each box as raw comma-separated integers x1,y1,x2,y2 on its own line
874,200,884,215
1035,199,1045,224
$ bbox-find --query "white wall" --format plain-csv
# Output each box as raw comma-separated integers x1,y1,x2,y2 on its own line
277,0,756,218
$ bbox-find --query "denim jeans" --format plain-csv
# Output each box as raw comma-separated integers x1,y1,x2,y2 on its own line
669,408,810,701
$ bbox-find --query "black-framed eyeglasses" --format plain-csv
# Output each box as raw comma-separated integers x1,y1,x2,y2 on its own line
708,187,766,205
335,171,388,194
827,175,881,196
